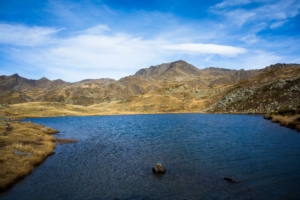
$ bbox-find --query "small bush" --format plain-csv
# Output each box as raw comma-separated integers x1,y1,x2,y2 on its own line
278,108,296,116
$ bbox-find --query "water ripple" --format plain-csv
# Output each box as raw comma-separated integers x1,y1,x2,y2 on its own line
1,114,300,199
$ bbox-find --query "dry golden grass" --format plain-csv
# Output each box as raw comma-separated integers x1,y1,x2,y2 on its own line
0,121,57,190
270,114,300,131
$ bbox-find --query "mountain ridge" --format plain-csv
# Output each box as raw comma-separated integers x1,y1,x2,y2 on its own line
0,60,299,114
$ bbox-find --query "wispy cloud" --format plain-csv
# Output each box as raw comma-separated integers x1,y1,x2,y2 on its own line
215,0,253,8
212,0,300,29
0,23,248,81
224,10,256,27
240,34,259,44
0,0,299,82
161,43,247,56
270,21,286,29
0,24,57,46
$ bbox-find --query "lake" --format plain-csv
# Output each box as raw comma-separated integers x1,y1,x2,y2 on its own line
1,114,300,199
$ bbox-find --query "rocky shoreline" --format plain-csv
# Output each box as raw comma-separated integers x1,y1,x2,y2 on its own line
1,103,299,191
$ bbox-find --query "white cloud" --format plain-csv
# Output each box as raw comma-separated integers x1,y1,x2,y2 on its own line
241,34,259,44
0,24,57,46
213,0,300,29
198,50,283,70
270,21,286,29
84,25,111,34
204,55,215,62
161,43,247,56
240,50,283,69
2,23,249,81
225,10,256,27
215,0,253,8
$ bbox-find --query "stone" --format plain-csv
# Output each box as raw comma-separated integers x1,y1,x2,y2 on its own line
14,150,32,156
153,163,166,173
224,177,237,183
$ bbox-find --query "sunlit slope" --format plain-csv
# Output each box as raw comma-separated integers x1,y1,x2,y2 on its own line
0,61,299,114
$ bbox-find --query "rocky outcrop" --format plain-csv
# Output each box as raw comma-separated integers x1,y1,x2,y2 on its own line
202,75,300,113
264,63,300,71
208,69,261,87
153,163,166,173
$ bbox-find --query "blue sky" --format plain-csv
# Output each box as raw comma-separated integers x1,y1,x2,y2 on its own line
0,0,299,82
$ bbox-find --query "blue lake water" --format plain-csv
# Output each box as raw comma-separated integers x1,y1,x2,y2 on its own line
1,114,300,199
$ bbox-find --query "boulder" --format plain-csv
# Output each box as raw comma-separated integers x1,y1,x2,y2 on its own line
224,177,237,183
153,163,166,173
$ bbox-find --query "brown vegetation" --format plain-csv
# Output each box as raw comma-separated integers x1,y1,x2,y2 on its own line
0,61,299,190
0,121,57,190
264,108,300,131
1,62,299,115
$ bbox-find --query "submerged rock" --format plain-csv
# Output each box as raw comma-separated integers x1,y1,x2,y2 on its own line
153,163,166,173
224,177,237,183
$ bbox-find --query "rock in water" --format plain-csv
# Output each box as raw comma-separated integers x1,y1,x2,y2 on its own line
153,163,166,173
224,177,237,183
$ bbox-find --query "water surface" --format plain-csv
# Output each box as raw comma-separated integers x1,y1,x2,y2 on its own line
1,114,300,199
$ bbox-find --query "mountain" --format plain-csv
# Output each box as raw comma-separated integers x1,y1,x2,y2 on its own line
133,60,260,84
0,74,70,91
0,61,299,114
207,69,261,87
134,60,201,78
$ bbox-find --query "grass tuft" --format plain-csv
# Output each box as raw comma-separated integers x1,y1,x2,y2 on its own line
0,121,57,190
56,138,77,144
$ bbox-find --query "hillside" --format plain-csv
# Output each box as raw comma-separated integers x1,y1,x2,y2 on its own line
0,61,299,115
0,74,70,91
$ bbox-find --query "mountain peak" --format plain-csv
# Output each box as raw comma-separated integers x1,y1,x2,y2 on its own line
39,77,50,81
11,73,20,77
134,60,200,78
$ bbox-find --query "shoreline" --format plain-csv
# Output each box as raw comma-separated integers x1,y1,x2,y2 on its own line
0,121,58,191
0,102,294,191
0,102,267,120
264,112,300,132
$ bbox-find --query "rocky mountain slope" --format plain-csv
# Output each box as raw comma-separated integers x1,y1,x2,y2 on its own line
202,64,300,113
134,60,201,78
0,74,70,91
0,61,299,114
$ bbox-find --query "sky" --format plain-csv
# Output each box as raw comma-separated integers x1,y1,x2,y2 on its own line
0,0,300,82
